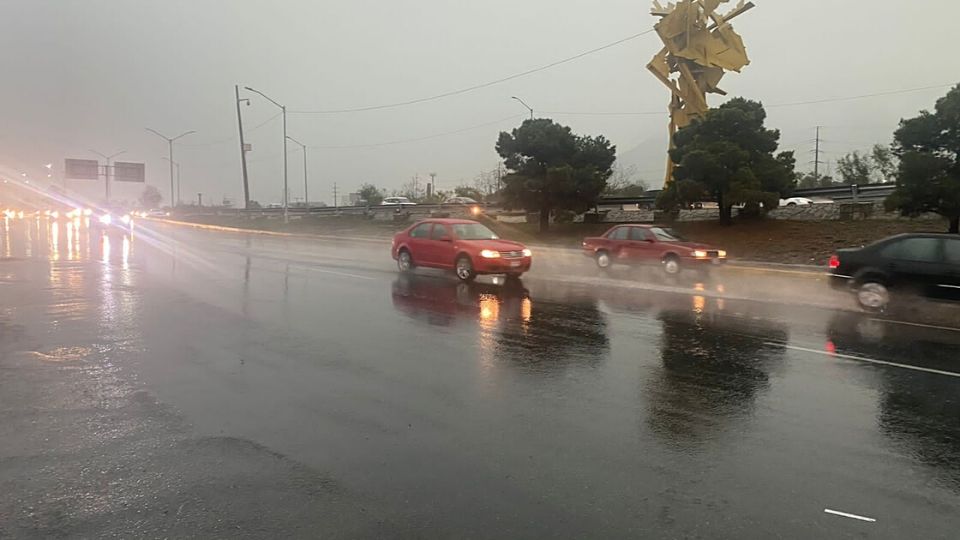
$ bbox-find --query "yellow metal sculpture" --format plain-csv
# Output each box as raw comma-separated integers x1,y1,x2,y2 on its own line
648,0,755,184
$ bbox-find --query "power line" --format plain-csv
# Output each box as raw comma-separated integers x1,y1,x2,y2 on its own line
289,30,656,114
308,114,523,149
181,111,282,147
765,83,953,108
541,83,954,116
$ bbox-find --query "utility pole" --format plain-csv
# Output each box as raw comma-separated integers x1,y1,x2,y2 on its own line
333,183,338,210
197,193,202,206
813,125,822,180
429,172,437,196
235,85,251,210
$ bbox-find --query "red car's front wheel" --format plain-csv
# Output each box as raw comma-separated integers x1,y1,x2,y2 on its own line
397,249,414,272
455,255,476,282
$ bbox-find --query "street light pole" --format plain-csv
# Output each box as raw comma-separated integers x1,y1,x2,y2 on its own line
244,86,288,223
512,96,534,120
162,157,181,204
90,149,126,203
146,128,196,208
287,136,308,208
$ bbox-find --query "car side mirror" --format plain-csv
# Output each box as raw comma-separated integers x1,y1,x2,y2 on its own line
645,238,655,243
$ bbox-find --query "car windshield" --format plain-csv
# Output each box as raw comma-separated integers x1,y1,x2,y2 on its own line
650,227,686,242
452,223,498,240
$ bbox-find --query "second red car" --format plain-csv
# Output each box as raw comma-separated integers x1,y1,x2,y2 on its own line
582,224,726,275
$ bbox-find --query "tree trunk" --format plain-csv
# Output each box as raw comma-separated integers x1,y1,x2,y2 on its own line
950,215,959,234
717,191,732,225
538,206,550,233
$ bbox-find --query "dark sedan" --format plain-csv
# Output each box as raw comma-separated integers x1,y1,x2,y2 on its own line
829,233,960,311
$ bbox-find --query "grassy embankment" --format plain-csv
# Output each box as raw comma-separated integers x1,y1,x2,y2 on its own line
175,213,948,265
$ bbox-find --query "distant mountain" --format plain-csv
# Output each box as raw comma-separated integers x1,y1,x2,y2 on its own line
615,133,671,188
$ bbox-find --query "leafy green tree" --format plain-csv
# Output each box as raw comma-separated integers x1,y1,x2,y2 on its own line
139,185,163,208
797,172,835,189
496,119,616,232
886,84,960,234
658,98,795,223
357,183,384,206
871,144,897,183
836,151,874,185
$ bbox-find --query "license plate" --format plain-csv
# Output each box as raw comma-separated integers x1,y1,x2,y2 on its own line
510,261,522,268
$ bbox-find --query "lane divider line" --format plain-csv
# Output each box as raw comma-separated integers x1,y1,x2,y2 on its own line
824,509,876,522
869,318,960,334
771,342,960,378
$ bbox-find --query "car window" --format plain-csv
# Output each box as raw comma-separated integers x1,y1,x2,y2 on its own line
649,227,686,242
409,223,432,238
944,239,960,265
430,224,450,240
607,227,629,240
451,223,498,240
881,237,941,262
629,227,651,241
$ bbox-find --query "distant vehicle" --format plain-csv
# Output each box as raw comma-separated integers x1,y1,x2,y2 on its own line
146,209,169,217
780,197,813,207
93,209,134,233
829,233,960,311
444,196,479,205
392,218,532,282
582,224,726,276
382,197,416,207
444,197,483,215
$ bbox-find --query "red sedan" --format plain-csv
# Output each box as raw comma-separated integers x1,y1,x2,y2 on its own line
582,225,726,275
392,219,532,281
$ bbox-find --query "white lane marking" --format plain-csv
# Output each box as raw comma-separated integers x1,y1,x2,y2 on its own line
772,343,960,378
938,284,960,289
870,318,960,333
294,266,377,281
824,509,876,522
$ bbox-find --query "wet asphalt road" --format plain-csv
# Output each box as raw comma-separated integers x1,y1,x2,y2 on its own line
2,217,960,538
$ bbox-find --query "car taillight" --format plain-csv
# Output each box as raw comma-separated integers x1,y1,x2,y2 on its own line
828,254,840,269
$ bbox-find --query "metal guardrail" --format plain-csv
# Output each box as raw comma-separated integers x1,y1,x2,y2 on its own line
596,183,896,206
179,183,897,215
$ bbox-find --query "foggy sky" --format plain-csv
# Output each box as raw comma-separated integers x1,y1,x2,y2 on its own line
2,0,958,206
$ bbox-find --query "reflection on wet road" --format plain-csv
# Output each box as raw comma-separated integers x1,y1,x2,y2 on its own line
3,217,960,538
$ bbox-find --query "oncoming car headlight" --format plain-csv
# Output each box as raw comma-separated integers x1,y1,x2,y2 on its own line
717,250,727,258
522,248,532,257
99,214,112,225
120,214,132,225
693,250,708,259
479,249,501,259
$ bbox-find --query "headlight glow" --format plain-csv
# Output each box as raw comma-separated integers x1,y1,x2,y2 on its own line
522,248,532,257
479,249,501,259
693,250,708,258
99,214,112,225
83,209,93,216
718,250,727,258
120,214,131,225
